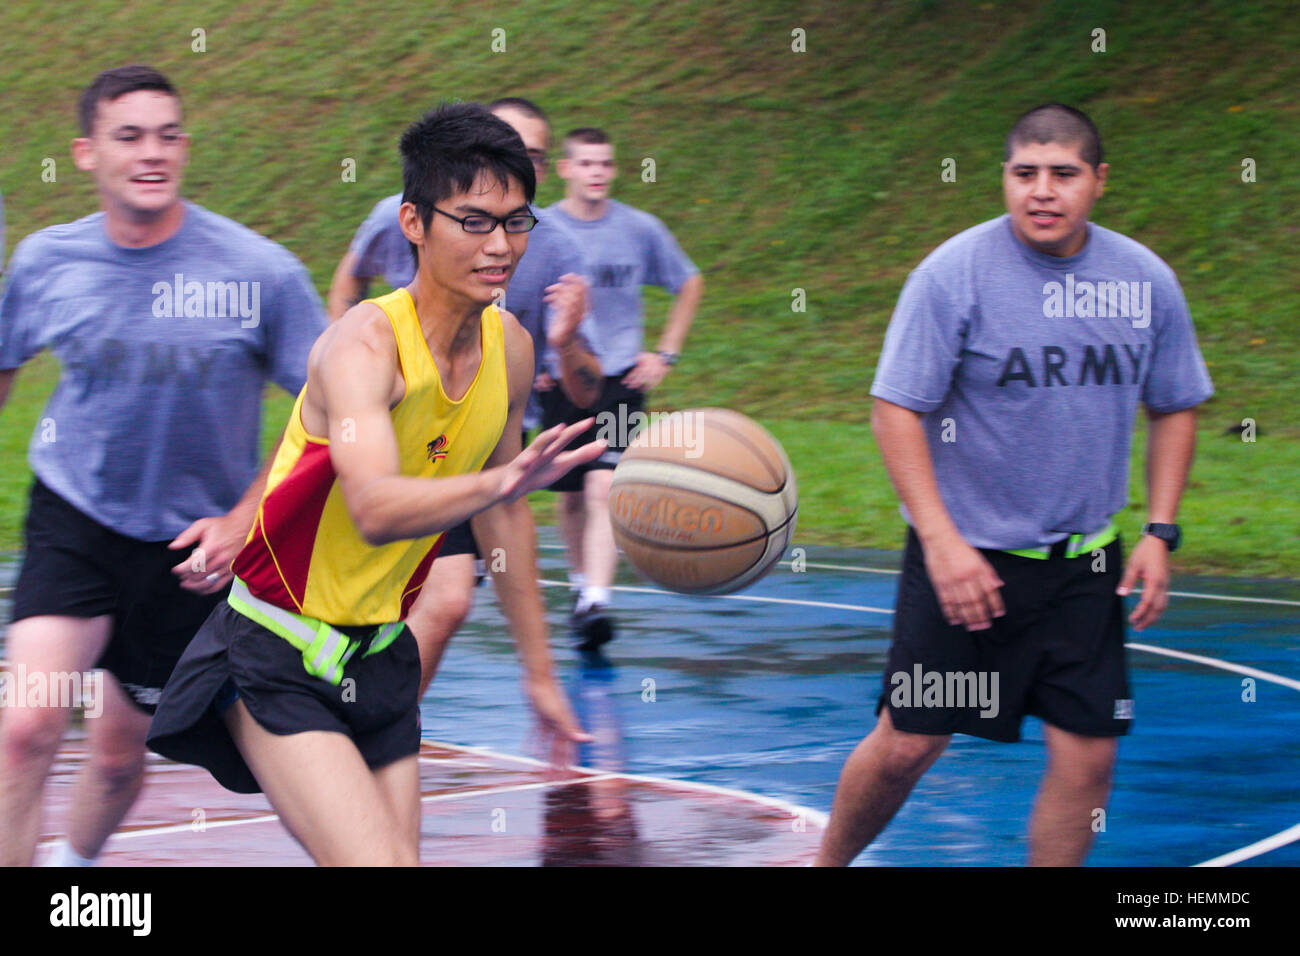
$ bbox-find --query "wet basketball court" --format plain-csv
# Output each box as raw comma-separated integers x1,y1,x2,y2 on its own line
3,531,1298,866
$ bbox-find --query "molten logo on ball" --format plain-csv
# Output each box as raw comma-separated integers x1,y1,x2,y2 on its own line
612,490,724,540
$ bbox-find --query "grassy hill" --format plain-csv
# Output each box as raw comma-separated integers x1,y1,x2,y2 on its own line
0,0,1296,575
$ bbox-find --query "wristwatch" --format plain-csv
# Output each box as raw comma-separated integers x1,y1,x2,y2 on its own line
658,351,679,366
1141,522,1181,552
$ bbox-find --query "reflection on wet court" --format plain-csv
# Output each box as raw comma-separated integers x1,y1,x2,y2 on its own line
3,532,1298,865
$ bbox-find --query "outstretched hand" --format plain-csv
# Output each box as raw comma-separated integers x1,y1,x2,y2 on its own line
496,419,606,503
527,676,593,771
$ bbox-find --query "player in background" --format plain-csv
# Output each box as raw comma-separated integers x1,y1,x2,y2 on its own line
0,65,326,866
815,104,1213,866
149,104,601,865
327,97,602,693
544,127,703,649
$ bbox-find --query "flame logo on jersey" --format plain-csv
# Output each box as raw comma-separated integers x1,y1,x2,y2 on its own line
426,434,449,462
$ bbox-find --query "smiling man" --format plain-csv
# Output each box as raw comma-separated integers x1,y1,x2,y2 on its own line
0,65,326,866
147,103,602,866
816,104,1213,866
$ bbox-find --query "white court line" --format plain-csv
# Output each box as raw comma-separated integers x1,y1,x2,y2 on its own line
1120,643,1300,866
1195,822,1300,868
56,773,623,847
425,739,829,830
536,578,892,614
1127,642,1300,693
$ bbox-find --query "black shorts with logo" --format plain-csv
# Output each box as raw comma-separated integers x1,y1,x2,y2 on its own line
10,480,227,713
147,600,422,794
877,527,1132,742
539,372,644,493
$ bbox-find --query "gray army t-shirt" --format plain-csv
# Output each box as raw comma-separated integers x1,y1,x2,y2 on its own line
0,202,327,540
544,199,698,376
871,214,1213,550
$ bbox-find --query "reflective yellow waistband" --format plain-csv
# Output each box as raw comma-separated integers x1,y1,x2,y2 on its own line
1000,521,1120,560
228,578,403,686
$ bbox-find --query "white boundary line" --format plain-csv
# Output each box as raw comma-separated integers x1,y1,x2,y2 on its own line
68,752,821,852
1195,822,1300,868
72,773,625,846
1118,643,1300,866
1127,642,1300,693
536,578,891,614
424,739,829,830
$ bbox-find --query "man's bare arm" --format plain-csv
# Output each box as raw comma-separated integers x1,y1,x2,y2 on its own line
320,306,602,546
326,250,372,321
1144,407,1197,524
1118,406,1198,629
624,273,704,390
656,272,703,355
872,397,1004,630
544,273,602,408
0,367,17,412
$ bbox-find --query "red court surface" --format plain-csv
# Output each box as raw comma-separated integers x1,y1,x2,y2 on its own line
35,738,824,866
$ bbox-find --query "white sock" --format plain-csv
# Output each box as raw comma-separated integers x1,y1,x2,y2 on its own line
569,572,587,591
44,839,96,867
577,586,611,614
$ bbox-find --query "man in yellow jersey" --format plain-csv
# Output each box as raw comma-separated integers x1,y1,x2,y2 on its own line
148,103,603,866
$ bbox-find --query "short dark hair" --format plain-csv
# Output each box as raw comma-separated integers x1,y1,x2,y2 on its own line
487,97,549,126
399,102,536,263
1005,103,1103,170
563,127,611,157
79,65,179,136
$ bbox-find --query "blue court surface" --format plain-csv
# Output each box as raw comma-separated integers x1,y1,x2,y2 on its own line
3,532,1297,866
422,531,1300,867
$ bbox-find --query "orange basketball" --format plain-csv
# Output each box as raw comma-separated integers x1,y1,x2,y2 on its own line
607,408,797,594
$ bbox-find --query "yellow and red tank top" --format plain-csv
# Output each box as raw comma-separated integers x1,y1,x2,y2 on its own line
231,288,508,625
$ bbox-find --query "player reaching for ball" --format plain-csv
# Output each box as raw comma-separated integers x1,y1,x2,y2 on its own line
815,104,1213,867
543,127,704,649
325,96,604,698
147,103,602,866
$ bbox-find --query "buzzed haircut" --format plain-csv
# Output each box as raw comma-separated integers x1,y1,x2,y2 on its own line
399,102,536,262
1005,103,1104,170
487,96,549,125
563,127,611,157
79,65,180,137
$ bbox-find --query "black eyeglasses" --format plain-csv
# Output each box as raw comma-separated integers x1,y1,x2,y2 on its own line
527,149,550,170
431,207,538,234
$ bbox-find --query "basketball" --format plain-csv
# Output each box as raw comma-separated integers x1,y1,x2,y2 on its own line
607,408,797,594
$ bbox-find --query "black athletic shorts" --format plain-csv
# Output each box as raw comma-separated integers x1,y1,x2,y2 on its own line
877,527,1132,742
147,600,421,794
539,372,644,493
10,479,227,713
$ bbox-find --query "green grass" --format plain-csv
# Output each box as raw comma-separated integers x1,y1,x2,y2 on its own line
0,0,1296,576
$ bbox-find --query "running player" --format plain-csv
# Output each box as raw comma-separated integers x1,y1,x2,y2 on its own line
327,97,601,694
544,127,703,648
815,104,1214,866
147,103,602,866
0,65,326,866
